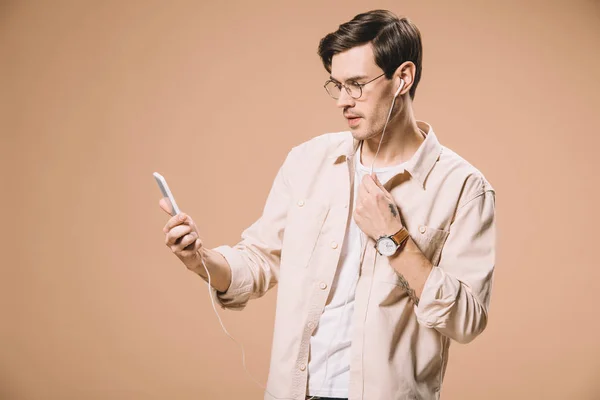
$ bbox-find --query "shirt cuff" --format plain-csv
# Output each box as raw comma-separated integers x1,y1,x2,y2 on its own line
414,266,460,328
209,245,253,310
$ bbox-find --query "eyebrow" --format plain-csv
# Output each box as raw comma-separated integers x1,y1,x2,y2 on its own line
329,75,369,83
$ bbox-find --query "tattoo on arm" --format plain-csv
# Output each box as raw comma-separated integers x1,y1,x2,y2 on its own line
397,273,419,306
386,202,416,303
388,203,398,218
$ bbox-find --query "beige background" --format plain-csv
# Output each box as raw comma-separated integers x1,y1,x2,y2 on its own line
1,0,599,399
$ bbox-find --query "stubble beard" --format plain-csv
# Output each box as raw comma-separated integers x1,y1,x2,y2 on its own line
352,119,384,143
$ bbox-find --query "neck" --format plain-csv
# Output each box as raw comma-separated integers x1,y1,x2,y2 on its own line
361,107,424,169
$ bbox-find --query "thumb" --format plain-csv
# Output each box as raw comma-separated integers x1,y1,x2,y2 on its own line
158,197,175,216
371,173,383,187
371,173,391,197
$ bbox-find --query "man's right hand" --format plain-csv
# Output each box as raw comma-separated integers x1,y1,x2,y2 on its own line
159,198,204,272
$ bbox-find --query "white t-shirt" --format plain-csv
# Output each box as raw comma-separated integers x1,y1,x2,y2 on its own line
307,143,407,398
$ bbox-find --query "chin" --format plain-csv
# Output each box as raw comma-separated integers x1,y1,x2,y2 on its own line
350,127,369,140
351,128,377,142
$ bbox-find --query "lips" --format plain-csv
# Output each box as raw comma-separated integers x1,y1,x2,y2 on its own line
346,116,361,127
344,110,362,127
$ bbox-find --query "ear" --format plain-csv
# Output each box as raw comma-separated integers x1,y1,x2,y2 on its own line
393,61,415,97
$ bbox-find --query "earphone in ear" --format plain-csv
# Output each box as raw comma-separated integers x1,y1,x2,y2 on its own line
394,79,405,98
369,77,406,175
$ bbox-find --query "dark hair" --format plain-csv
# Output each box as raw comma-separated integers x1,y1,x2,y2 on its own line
317,10,423,100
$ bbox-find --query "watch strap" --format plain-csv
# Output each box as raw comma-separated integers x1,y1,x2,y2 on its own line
391,226,410,248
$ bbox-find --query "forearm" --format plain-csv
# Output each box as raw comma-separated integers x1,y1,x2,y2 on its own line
385,188,495,343
189,247,232,293
388,236,433,304
389,237,489,343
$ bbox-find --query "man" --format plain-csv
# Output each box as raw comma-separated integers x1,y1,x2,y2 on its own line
160,9,496,400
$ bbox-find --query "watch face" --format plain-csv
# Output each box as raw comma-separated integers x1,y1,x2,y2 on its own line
377,237,398,256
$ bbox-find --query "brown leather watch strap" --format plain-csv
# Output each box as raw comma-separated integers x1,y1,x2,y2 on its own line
391,226,410,247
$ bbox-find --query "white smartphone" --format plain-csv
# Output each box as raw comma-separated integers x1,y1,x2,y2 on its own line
153,172,181,216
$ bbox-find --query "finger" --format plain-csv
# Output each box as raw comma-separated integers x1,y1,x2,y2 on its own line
163,212,190,233
353,208,361,225
372,174,393,200
369,175,392,204
357,175,369,203
356,185,363,205
182,236,200,251
179,238,203,258
175,232,197,252
158,197,175,216
372,173,384,188
165,224,192,246
361,174,373,194
364,173,384,195
172,232,198,253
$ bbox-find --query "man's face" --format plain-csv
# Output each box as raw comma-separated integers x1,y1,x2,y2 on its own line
329,43,398,141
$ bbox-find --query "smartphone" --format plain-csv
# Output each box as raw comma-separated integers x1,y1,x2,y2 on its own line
153,172,181,216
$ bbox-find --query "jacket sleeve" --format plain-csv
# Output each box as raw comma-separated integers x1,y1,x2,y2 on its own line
208,152,292,310
414,187,496,344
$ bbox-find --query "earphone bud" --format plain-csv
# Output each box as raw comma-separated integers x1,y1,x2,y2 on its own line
394,79,405,98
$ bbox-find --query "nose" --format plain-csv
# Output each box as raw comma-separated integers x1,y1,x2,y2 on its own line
336,88,355,109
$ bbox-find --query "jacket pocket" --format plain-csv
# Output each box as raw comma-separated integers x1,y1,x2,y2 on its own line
374,225,450,290
280,199,329,269
410,224,450,266
375,225,451,309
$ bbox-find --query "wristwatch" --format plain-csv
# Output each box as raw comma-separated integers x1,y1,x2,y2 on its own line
375,226,410,256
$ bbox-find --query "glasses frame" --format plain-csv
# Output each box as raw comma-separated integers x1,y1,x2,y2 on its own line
323,72,386,100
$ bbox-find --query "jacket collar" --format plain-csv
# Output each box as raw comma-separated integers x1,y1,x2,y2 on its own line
329,120,443,189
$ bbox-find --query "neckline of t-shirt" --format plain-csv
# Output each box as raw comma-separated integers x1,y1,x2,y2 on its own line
356,142,408,173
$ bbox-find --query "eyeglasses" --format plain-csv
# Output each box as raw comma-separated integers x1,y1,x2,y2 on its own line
324,72,385,100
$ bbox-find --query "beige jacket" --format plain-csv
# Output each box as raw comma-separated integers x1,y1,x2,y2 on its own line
211,121,496,400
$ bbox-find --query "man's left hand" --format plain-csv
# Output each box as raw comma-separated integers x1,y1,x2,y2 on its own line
354,173,404,241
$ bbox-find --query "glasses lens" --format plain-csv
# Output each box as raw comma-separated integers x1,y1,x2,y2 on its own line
325,81,341,99
347,82,362,99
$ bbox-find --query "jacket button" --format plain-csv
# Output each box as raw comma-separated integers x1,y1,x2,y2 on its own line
307,322,315,329
299,363,306,371
330,241,338,249
297,200,305,207
419,225,427,234
319,282,327,290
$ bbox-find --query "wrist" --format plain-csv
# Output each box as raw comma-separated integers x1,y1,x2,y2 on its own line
375,225,409,257
197,247,232,293
378,221,404,240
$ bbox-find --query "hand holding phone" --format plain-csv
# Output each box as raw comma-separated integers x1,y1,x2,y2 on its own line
154,171,205,270
153,172,180,216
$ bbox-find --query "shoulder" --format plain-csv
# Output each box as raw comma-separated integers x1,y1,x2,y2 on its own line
438,145,495,209
285,131,353,164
